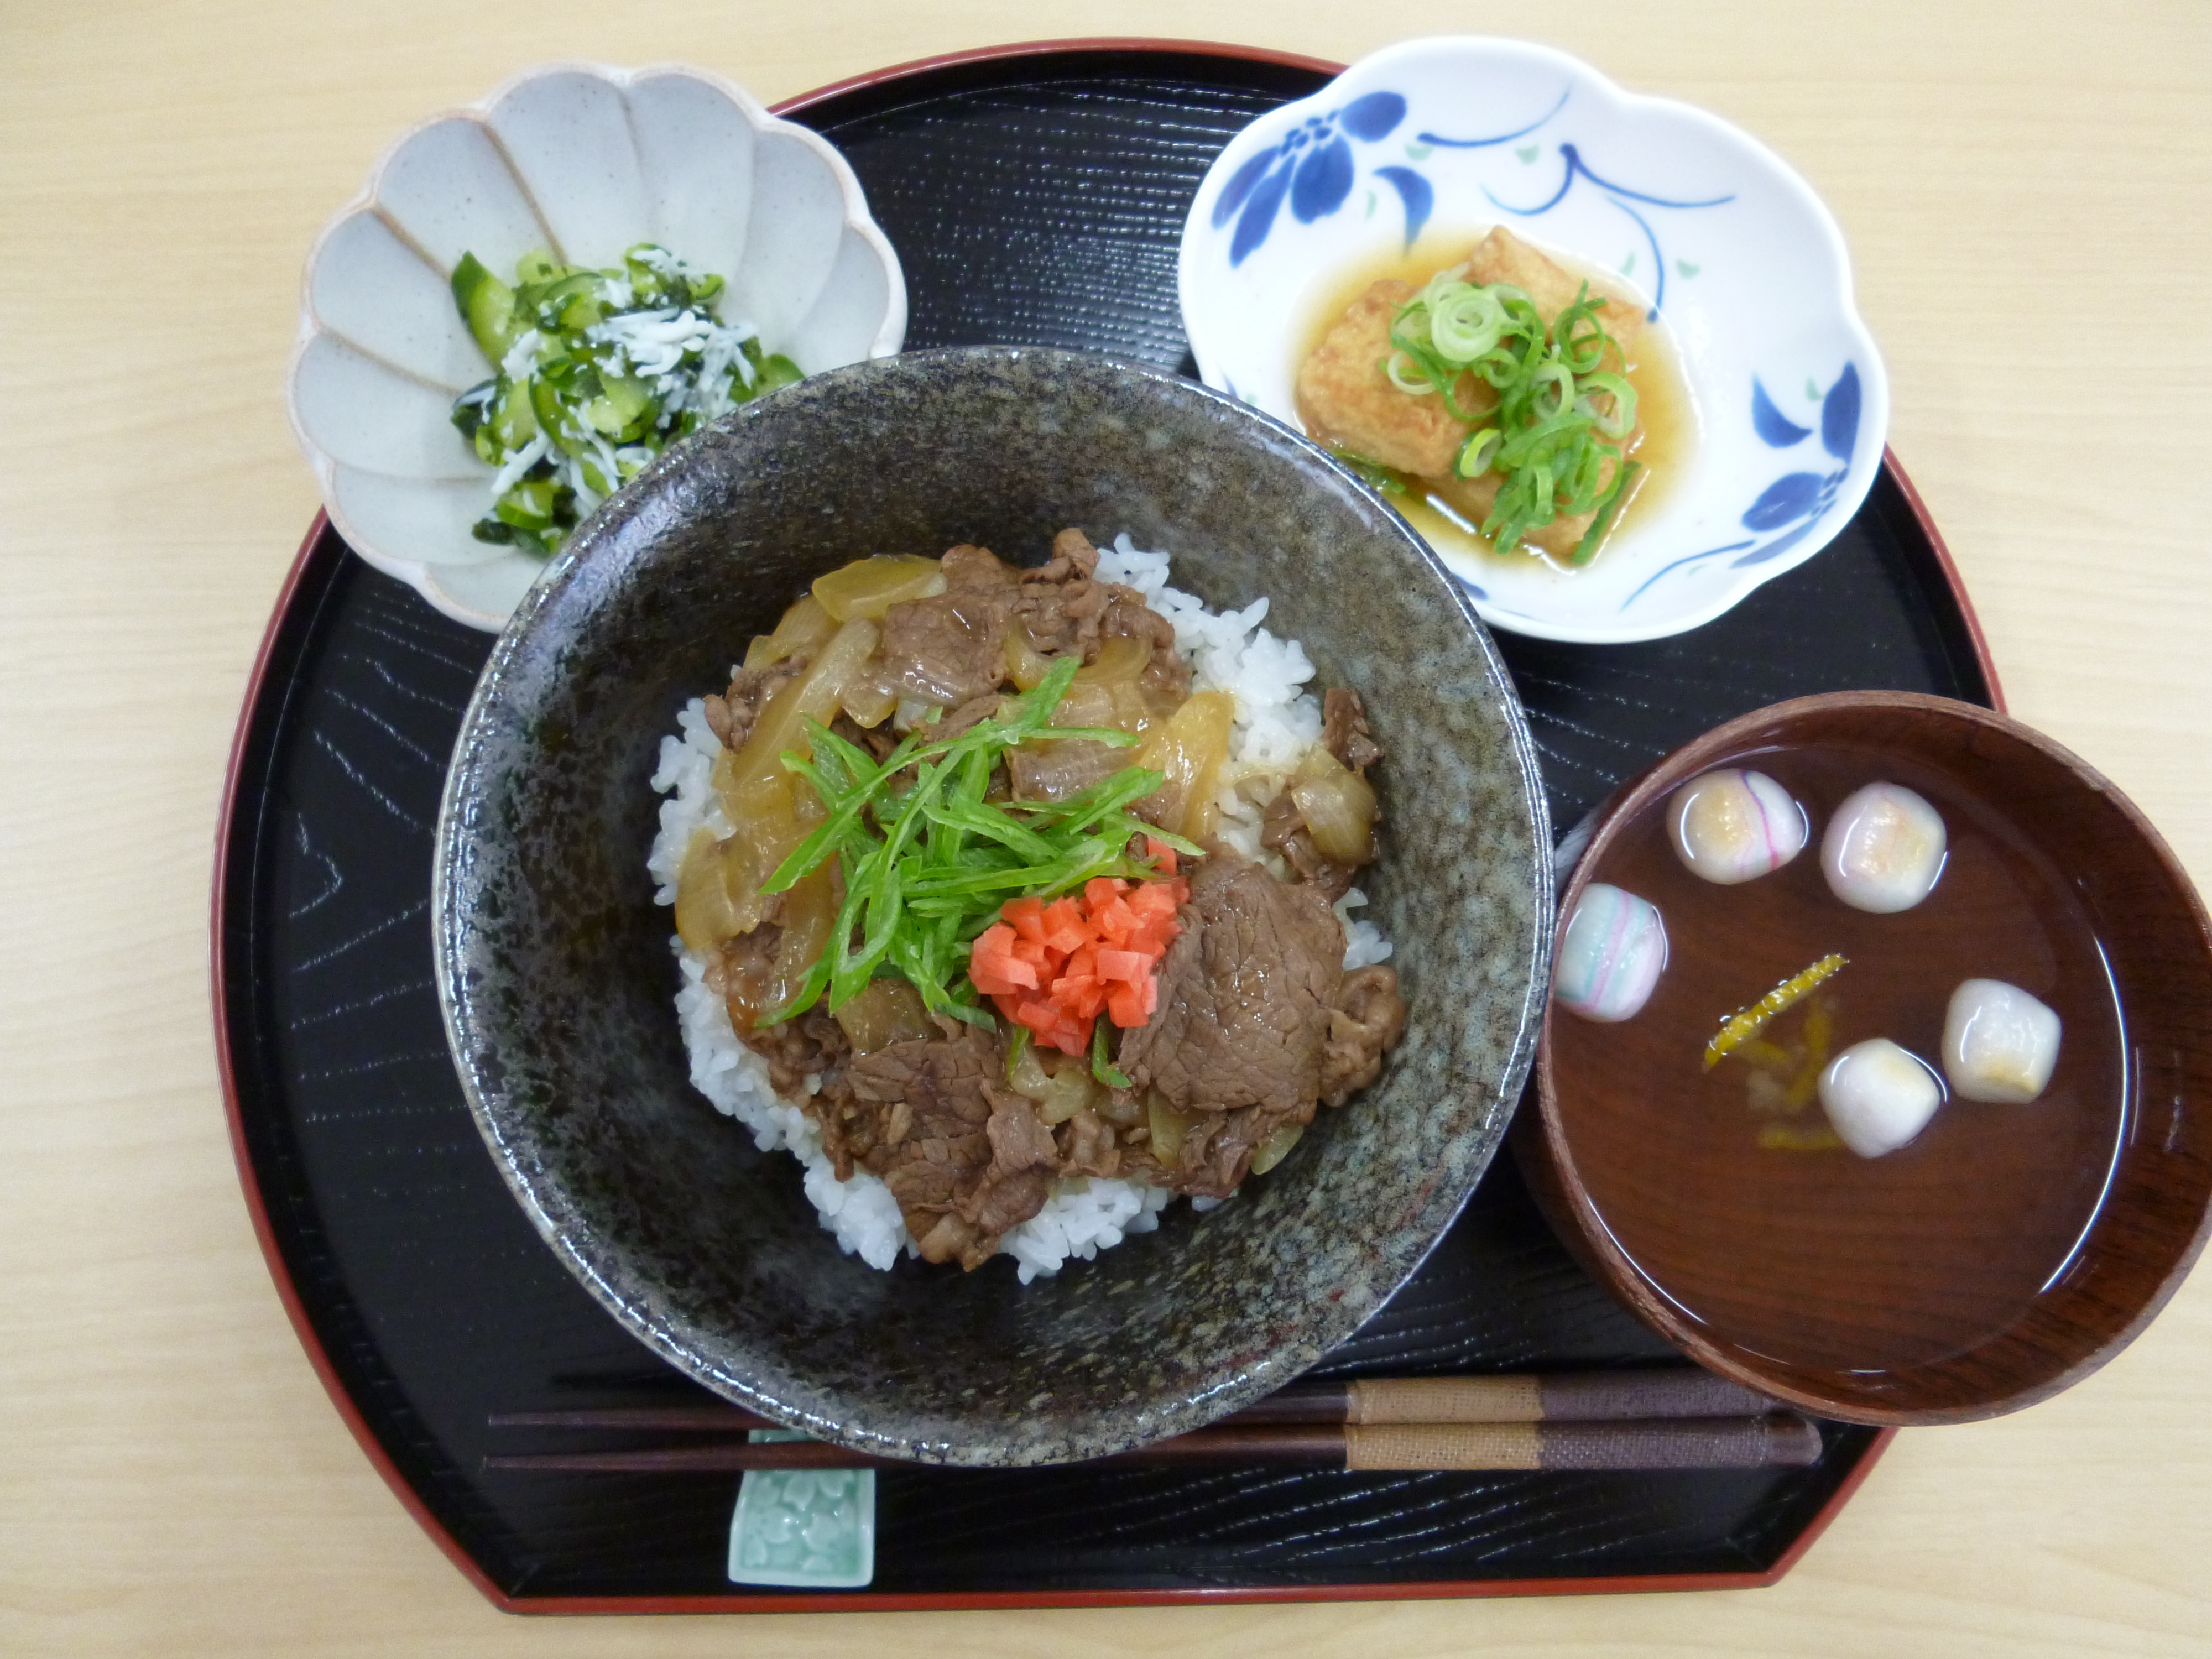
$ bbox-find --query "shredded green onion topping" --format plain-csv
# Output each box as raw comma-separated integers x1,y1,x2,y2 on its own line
760,656,1201,1027
1092,1012,1133,1089
1385,268,1641,565
447,244,802,557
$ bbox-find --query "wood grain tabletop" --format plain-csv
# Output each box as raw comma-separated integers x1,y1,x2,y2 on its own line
3,2,2207,1653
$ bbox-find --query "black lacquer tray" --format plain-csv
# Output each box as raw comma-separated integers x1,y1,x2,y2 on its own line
216,42,1996,1612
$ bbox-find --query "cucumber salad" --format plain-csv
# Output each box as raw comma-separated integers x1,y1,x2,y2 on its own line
448,244,802,555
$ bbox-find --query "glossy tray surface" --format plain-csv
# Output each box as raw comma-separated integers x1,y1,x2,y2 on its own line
218,44,1990,1610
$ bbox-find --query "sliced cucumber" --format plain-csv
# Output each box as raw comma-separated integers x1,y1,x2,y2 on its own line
494,475,559,530
450,243,807,557
754,353,804,395
530,377,582,455
583,371,652,436
449,379,493,440
533,272,603,332
489,383,538,452
514,248,563,286
450,254,518,362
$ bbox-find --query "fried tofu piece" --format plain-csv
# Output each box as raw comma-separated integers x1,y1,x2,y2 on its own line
1430,442,1639,562
1295,279,1490,478
1296,228,1647,559
1460,226,1645,362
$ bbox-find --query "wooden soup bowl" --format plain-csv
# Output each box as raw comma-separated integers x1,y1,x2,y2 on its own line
1519,691,2212,1424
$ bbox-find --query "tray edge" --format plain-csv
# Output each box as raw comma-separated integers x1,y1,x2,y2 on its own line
212,510,519,1610
210,35,2001,1613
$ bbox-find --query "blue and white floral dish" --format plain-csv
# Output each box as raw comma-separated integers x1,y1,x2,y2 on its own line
1178,37,1888,645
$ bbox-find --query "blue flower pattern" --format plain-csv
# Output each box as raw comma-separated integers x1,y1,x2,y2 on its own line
1621,364,1862,612
1213,92,1411,265
1214,82,1734,314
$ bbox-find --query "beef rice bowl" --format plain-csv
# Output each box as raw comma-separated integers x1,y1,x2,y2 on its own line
652,526,1407,1280
434,347,1548,1464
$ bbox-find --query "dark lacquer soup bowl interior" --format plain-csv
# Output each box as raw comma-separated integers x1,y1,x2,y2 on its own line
432,346,1551,1467
1520,691,2212,1425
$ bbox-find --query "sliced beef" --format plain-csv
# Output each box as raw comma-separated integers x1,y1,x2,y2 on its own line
1261,685,1385,900
935,692,1005,744
846,1023,1057,1270
1008,577,1104,658
1027,526,1102,584
714,974,862,1173
876,528,1190,713
1261,791,1360,902
830,711,899,764
1121,1096,1299,1202
1323,687,1383,773
711,920,785,1033
877,587,1012,708
712,916,840,1043
1108,591,1191,702
1016,529,1188,695
973,1093,1059,1237
808,1072,868,1185
1059,1109,1122,1178
708,862,879,1171
735,1000,820,1099
1011,580,1187,698
1128,959,1406,1200
1163,1111,1249,1199
849,1025,997,1189
1321,965,1407,1107
875,533,1078,708
941,542,1020,589
705,652,810,753
1119,851,1345,1118
1115,852,1406,1197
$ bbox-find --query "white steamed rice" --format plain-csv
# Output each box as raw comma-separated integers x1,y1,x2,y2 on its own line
648,534,1392,1281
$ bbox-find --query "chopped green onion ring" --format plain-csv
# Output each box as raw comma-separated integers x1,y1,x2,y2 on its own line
1578,371,1639,440
1092,1012,1134,1089
1454,428,1502,479
1385,272,1641,560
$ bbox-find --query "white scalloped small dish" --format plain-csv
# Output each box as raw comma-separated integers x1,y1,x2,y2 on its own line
288,63,907,630
1179,37,1888,644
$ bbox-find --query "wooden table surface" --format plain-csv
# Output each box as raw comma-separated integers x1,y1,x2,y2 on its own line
5,1,2209,1652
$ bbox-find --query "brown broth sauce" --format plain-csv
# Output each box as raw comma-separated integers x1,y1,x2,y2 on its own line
1293,228,1694,579
1549,743,2128,1372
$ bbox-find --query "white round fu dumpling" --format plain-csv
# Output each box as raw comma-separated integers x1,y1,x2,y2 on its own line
1554,883,1668,1023
1942,979,2062,1103
1818,1037,1944,1157
1822,781,1947,912
1667,768,1807,884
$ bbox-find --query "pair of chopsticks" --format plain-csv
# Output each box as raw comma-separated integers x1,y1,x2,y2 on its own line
484,1368,1824,1474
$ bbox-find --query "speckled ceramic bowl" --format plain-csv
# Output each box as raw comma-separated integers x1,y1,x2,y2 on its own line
433,346,1551,1466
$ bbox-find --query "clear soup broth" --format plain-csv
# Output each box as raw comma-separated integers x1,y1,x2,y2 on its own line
1547,741,2129,1373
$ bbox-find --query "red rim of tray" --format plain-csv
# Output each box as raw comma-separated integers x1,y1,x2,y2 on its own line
210,38,2005,1614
